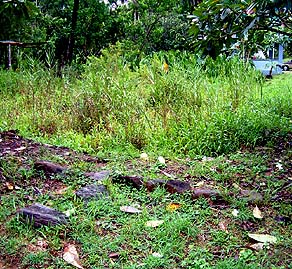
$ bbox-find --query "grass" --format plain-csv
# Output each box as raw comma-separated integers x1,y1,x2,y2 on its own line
0,141,291,268
0,50,291,268
1,48,291,157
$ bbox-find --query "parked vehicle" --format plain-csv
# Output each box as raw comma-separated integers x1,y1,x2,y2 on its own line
252,60,283,76
279,60,292,71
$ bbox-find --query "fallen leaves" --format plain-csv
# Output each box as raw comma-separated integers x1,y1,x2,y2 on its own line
63,244,84,269
108,252,120,259
120,206,141,214
145,220,164,227
249,243,265,251
253,206,263,219
247,233,277,244
5,182,14,190
275,162,283,170
140,153,149,161
218,221,229,233
14,146,27,152
157,156,166,165
27,238,48,252
152,252,163,258
232,209,239,217
166,203,180,212
54,186,69,195
64,208,76,217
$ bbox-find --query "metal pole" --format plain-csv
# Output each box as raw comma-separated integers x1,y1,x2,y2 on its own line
278,44,284,64
8,44,11,69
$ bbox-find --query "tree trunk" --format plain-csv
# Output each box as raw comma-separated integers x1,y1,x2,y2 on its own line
66,0,79,64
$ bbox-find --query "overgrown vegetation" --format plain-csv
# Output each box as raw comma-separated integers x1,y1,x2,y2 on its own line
1,1,291,268
1,50,291,158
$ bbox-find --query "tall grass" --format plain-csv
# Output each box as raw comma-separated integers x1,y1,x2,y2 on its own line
0,48,291,156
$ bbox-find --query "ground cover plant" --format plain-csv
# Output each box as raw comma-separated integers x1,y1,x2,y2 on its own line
0,52,291,268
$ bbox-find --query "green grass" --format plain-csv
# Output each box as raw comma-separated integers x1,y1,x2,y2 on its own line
0,144,291,268
1,49,291,157
0,50,291,268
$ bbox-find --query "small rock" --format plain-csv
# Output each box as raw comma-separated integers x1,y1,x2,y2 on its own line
145,179,167,192
145,179,191,194
18,203,68,227
34,160,67,174
165,180,191,194
192,188,221,199
113,175,144,189
84,170,111,181
76,184,108,201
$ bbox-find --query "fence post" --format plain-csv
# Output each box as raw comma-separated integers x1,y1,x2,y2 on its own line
8,43,11,69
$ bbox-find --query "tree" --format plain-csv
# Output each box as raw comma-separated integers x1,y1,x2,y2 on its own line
109,0,194,59
65,0,79,64
190,0,292,58
0,0,38,41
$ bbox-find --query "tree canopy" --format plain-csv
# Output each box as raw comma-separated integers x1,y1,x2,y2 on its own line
0,0,292,68
190,0,292,58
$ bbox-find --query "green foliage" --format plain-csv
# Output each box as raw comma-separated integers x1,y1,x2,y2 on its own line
1,50,291,157
190,0,292,58
0,0,38,40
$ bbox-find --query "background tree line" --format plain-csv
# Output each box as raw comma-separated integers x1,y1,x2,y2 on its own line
0,0,291,70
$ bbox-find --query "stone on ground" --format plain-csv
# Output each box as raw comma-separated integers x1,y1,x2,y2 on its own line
34,160,67,174
145,179,191,194
76,184,109,201
18,203,68,227
84,170,111,181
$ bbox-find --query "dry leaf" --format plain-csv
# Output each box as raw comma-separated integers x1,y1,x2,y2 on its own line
194,181,205,187
218,221,229,233
15,146,26,151
275,162,283,170
145,220,164,227
27,239,48,252
232,209,239,217
232,183,242,190
63,244,84,269
158,156,166,165
166,203,181,212
161,171,174,179
64,208,75,217
249,243,265,251
120,206,141,214
55,186,69,195
248,233,277,244
152,252,163,258
36,239,49,249
108,252,120,259
253,206,263,219
5,182,14,190
202,156,214,162
140,153,149,161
